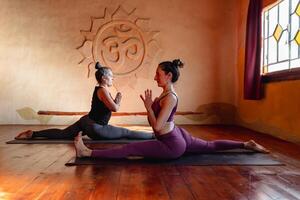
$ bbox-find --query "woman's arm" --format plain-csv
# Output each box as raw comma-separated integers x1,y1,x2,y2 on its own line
97,88,121,112
140,90,176,132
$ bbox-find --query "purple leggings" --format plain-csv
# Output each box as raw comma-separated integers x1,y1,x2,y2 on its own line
91,127,244,159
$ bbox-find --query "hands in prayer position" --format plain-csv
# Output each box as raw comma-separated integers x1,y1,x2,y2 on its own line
140,89,153,111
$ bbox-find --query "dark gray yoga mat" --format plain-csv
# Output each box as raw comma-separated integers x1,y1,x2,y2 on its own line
65,151,283,166
6,138,156,144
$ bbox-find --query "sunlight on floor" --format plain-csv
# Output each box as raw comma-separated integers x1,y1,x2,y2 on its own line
0,188,11,200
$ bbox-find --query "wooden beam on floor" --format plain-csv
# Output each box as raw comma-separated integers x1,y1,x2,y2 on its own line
38,110,204,116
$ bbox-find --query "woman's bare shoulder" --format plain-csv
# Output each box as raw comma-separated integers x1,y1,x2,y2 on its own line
160,93,177,106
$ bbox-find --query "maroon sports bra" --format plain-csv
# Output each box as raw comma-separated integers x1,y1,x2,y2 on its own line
151,92,178,122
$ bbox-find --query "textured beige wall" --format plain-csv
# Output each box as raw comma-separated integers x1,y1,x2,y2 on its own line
0,0,239,125
236,0,300,143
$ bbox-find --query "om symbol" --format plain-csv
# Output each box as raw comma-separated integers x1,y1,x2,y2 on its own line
93,21,146,75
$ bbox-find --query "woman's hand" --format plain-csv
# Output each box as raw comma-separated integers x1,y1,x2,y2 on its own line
140,89,153,111
114,92,122,104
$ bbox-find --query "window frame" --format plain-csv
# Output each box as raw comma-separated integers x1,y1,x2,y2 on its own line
262,67,300,82
261,0,300,83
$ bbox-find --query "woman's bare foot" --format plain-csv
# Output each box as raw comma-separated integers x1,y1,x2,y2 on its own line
15,130,33,140
74,133,92,157
244,140,270,153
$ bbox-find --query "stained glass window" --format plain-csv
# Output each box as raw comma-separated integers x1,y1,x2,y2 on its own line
262,0,300,74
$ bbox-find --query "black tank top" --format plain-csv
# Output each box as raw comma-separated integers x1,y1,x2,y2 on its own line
88,86,112,125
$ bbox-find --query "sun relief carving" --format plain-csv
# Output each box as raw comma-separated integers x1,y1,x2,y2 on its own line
77,6,161,83
95,22,145,75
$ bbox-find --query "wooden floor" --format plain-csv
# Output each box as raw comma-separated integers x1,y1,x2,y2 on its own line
1,125,300,200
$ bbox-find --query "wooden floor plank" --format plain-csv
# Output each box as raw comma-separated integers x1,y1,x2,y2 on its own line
160,166,196,200
116,165,170,200
178,167,223,200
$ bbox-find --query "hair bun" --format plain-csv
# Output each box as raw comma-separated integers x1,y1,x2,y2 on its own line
95,62,103,70
172,59,184,68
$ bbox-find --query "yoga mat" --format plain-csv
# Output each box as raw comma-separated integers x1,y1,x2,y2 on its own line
65,151,283,166
6,138,156,144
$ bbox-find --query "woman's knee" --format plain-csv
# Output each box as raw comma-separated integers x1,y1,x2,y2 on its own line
82,124,103,140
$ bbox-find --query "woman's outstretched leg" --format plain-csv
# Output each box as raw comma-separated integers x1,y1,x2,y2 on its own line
15,115,90,140
186,138,245,153
121,128,155,139
31,124,80,139
15,128,77,140
187,137,269,153
180,128,269,153
86,124,154,140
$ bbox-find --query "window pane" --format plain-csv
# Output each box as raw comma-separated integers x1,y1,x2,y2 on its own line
268,61,289,72
291,40,299,59
279,0,289,29
268,37,277,64
268,5,278,37
291,0,299,13
290,58,300,69
291,13,299,39
278,30,289,61
263,39,268,65
264,12,269,39
290,6,299,64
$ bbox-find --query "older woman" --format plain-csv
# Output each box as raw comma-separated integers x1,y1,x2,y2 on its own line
15,62,154,140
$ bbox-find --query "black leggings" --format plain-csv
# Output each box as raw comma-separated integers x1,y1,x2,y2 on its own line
32,115,154,140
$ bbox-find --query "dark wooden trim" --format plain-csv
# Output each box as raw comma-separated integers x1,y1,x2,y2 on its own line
38,111,204,116
262,68,300,83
